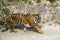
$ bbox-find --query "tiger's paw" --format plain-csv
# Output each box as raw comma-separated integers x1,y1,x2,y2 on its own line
13,29,18,33
38,30,44,34
39,31,44,34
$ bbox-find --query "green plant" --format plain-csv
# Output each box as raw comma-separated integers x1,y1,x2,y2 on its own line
48,0,56,3
2,8,10,15
36,0,41,3
8,0,13,2
1,0,10,15
29,0,32,4
22,0,32,4
0,20,4,26
22,0,28,3
0,0,10,26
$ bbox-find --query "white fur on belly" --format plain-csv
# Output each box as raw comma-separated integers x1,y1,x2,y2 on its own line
25,24,31,27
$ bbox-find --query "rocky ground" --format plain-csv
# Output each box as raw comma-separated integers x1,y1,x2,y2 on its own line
0,0,60,40
0,22,60,40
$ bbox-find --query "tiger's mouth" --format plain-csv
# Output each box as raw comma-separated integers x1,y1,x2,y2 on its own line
34,19,41,23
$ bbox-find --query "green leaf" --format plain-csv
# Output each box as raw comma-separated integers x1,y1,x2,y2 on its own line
8,0,13,2
37,0,41,3
48,0,56,3
2,8,10,15
29,1,31,4
0,20,4,26
22,0,28,3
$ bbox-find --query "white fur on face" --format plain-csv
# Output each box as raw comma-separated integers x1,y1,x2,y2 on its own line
33,17,37,23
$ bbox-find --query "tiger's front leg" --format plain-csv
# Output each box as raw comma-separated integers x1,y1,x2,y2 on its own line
27,18,43,34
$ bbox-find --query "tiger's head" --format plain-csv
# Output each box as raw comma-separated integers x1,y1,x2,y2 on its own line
33,14,41,23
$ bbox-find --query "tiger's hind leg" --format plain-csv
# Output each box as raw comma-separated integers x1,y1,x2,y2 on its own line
13,28,18,33
9,26,18,33
13,24,18,33
7,21,18,33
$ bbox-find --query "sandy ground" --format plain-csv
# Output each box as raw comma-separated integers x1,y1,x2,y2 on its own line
0,22,60,40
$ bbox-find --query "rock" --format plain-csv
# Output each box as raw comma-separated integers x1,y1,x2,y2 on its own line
40,1,51,6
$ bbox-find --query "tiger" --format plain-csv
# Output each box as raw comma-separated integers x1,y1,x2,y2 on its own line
4,13,43,34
